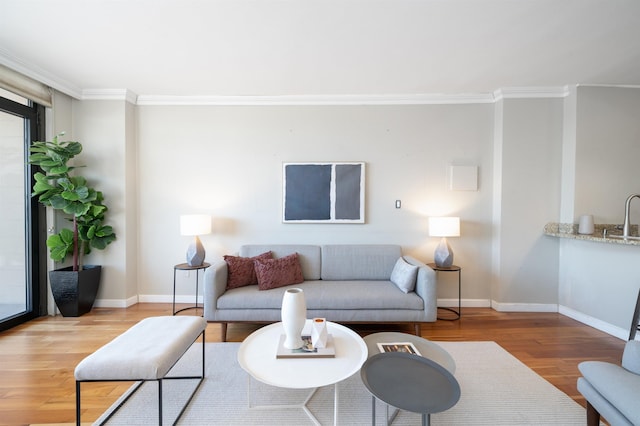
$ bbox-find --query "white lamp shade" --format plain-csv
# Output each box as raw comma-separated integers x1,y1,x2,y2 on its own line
180,214,212,236
429,217,460,237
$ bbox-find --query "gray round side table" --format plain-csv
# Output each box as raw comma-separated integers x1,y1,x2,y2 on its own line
360,352,461,426
363,332,456,374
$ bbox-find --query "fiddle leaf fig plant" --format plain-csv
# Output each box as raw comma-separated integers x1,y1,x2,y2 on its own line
29,133,116,271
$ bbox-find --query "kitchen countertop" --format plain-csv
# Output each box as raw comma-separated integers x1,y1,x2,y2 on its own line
543,222,640,246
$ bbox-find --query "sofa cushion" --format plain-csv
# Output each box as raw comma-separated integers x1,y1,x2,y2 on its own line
390,257,418,293
224,251,272,289
255,253,304,290
217,280,424,310
321,244,402,280
240,245,321,280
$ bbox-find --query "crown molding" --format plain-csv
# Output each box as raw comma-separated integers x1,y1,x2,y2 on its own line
82,89,138,104
135,93,496,106
113,88,573,106
0,50,83,100
0,53,599,107
494,86,570,101
577,83,640,90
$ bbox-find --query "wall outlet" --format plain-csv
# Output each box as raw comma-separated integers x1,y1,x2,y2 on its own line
395,200,401,209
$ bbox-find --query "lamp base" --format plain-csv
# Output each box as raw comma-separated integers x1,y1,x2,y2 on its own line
434,237,454,267
186,236,206,266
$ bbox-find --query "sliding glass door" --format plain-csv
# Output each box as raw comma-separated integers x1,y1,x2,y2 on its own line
0,88,45,331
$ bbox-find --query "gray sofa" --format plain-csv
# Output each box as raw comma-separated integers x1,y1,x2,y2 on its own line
203,244,437,341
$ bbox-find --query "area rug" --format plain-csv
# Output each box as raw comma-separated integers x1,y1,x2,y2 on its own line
95,341,587,425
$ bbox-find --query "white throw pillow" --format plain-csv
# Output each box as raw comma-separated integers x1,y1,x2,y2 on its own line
390,257,418,293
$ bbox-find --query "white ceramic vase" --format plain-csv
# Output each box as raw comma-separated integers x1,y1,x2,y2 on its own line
281,288,307,349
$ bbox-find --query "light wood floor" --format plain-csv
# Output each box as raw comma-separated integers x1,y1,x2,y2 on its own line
0,304,626,426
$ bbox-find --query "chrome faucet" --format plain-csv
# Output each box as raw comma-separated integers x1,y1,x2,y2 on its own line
623,194,640,238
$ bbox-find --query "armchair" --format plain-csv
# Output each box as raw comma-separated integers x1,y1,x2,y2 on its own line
577,288,640,426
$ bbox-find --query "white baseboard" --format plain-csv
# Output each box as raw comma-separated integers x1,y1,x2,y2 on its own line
138,294,203,304
438,298,491,308
93,295,138,308
559,305,628,340
491,301,559,312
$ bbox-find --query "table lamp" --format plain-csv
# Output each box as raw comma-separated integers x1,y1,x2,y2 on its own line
180,214,211,266
429,216,460,267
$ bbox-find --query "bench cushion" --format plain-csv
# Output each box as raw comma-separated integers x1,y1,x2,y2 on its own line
74,316,206,381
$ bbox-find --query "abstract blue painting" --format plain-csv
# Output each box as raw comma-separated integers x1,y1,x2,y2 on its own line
283,162,365,223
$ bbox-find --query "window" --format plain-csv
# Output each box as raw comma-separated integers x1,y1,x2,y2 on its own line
0,87,46,331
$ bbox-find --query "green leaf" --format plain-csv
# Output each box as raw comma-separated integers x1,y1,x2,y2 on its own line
95,225,114,237
74,186,90,200
61,190,80,201
46,230,74,262
32,177,54,195
86,225,96,239
59,228,74,244
64,201,91,216
49,195,71,210
91,232,116,250
49,165,70,175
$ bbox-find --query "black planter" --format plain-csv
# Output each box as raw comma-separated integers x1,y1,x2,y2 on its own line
49,265,102,317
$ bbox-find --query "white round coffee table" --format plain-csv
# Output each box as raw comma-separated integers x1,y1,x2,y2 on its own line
238,320,368,425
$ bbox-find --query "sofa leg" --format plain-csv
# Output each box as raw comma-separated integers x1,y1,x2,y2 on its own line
414,323,421,336
220,323,228,342
586,401,600,426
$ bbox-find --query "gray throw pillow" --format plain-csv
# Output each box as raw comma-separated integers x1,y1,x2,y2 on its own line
390,257,418,293
622,340,640,374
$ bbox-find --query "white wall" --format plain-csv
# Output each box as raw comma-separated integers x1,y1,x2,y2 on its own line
136,104,495,302
71,100,138,305
559,86,640,336
58,86,640,339
492,98,563,308
574,87,640,223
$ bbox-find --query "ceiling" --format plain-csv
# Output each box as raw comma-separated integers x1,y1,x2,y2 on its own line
1,0,640,102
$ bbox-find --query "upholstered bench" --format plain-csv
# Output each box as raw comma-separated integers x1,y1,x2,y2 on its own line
74,316,207,425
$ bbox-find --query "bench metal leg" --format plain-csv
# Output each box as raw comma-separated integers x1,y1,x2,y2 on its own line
158,379,163,425
76,381,81,426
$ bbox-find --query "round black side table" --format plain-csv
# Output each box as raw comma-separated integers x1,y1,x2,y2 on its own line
427,263,461,321
173,262,210,315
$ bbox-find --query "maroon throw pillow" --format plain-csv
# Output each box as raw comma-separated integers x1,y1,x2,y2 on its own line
254,253,304,291
224,251,272,289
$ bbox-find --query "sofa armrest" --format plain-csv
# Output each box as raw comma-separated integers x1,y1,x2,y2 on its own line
404,255,437,321
203,260,228,320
